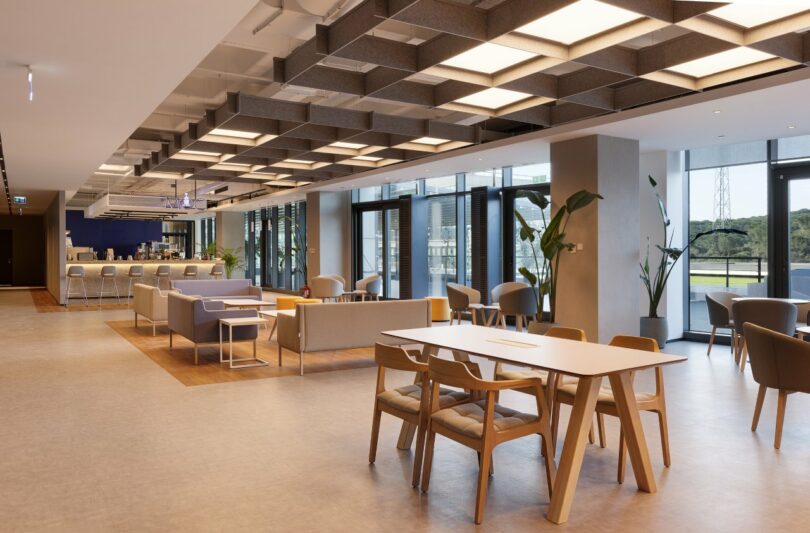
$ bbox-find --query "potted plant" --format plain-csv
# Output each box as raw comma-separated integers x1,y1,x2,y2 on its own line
218,247,245,279
640,175,746,347
515,189,603,329
285,216,309,297
205,242,218,260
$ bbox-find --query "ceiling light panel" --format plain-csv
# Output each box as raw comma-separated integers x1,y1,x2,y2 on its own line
209,128,261,139
440,42,538,74
352,155,383,161
515,0,641,45
454,87,533,110
708,3,809,28
667,47,775,78
179,149,222,157
411,137,450,146
330,141,367,149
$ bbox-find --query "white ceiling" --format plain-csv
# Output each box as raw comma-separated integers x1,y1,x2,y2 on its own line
0,0,258,213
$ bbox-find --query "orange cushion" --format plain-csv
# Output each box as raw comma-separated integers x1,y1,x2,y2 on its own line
276,296,304,310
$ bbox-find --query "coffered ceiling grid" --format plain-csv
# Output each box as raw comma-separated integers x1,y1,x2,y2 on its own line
134,0,810,191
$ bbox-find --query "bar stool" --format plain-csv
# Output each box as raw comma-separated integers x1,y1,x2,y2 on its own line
127,265,144,300
65,266,88,306
155,265,171,289
98,265,120,305
210,264,224,279
183,265,198,279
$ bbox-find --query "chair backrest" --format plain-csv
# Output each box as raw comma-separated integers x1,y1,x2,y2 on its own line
357,274,382,294
324,274,346,288
310,275,343,298
609,335,659,352
156,265,171,275
100,265,116,276
498,285,537,317
183,265,198,276
67,265,84,277
172,279,254,298
545,326,587,342
706,292,739,327
210,264,225,275
375,343,426,373
732,299,797,336
490,281,527,304
446,282,481,311
128,265,144,277
795,302,810,325
744,322,810,393
428,355,486,391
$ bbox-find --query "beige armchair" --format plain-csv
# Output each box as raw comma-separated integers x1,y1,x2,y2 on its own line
309,275,344,301
133,283,178,335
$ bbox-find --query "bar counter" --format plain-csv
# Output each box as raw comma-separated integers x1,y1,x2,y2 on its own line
65,260,224,298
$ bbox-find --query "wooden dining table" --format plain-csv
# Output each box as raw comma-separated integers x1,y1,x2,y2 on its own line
382,324,686,525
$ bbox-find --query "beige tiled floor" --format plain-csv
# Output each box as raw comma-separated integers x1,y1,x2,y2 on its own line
1,289,809,532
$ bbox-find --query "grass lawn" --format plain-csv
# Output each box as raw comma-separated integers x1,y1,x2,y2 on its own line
689,275,761,287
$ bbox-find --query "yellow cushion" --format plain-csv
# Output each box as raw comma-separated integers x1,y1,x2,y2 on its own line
425,296,451,321
297,298,321,304
276,296,304,310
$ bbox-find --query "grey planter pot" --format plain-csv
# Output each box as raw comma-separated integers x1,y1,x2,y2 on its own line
640,317,668,349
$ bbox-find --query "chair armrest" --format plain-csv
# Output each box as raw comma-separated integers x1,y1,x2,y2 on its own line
486,377,544,391
277,312,301,352
249,286,263,298
202,308,257,321
203,300,225,311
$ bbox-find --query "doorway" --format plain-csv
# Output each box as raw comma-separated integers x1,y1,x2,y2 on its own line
353,202,399,299
772,165,810,299
0,230,12,285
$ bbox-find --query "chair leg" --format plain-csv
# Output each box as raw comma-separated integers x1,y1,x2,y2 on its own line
657,407,671,467
597,413,606,448
368,402,382,464
775,389,787,449
588,422,595,444
707,326,716,356
152,323,156,336
739,342,749,372
169,330,173,348
474,449,493,524
64,277,71,306
194,344,198,365
134,312,138,328
551,399,561,455
81,278,87,305
420,430,437,493
299,351,304,376
98,277,105,306
752,384,767,431
617,425,626,484
411,418,428,487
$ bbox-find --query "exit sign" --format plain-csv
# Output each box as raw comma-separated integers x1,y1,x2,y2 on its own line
12,196,26,205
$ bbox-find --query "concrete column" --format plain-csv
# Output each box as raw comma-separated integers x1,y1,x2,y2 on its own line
640,151,686,339
306,191,351,285
215,211,245,279
551,135,640,343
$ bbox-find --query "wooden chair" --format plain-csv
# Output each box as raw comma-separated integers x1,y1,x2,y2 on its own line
745,322,810,449
494,326,587,409
368,343,470,487
420,356,556,524
554,335,670,484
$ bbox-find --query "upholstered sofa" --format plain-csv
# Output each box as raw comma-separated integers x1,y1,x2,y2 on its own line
277,299,431,375
167,292,259,364
171,279,262,300
133,283,178,335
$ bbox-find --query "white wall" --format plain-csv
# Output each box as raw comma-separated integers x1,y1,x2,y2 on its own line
45,192,66,304
306,191,351,284
639,151,685,339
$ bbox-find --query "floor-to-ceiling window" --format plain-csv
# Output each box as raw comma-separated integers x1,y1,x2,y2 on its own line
686,142,769,332
354,187,399,299
427,194,456,296
243,202,305,290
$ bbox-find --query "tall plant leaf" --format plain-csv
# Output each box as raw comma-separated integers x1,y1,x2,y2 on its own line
565,190,603,213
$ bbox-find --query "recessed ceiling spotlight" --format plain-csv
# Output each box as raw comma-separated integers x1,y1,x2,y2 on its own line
718,134,726,138
713,110,721,115
788,125,797,129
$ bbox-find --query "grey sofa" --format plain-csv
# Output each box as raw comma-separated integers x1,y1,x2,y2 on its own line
171,279,262,300
277,299,431,375
168,292,259,364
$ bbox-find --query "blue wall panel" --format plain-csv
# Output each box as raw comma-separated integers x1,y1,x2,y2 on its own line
66,211,162,257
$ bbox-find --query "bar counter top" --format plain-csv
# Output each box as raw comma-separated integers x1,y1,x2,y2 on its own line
67,259,222,264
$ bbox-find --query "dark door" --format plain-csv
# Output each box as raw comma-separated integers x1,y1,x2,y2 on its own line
0,230,12,285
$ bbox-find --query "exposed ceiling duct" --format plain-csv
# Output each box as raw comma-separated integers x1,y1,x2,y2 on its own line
86,193,208,221
255,0,357,34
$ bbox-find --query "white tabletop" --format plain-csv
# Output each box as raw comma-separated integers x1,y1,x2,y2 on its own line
259,309,296,318
215,299,274,307
219,316,269,326
797,326,810,335
383,325,686,378
732,297,810,305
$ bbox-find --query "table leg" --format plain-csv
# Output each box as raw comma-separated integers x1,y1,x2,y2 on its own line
607,371,656,493
229,324,234,369
397,344,437,450
547,376,602,524
219,322,224,363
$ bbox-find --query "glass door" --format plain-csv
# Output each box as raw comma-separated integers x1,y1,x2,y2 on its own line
788,178,810,299
354,203,399,299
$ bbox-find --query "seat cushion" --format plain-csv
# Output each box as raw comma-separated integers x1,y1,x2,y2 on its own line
557,383,656,404
496,368,549,385
431,400,538,439
377,384,469,415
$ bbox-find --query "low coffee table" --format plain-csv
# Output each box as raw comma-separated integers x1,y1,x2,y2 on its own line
219,316,269,369
259,309,296,341
215,298,275,309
